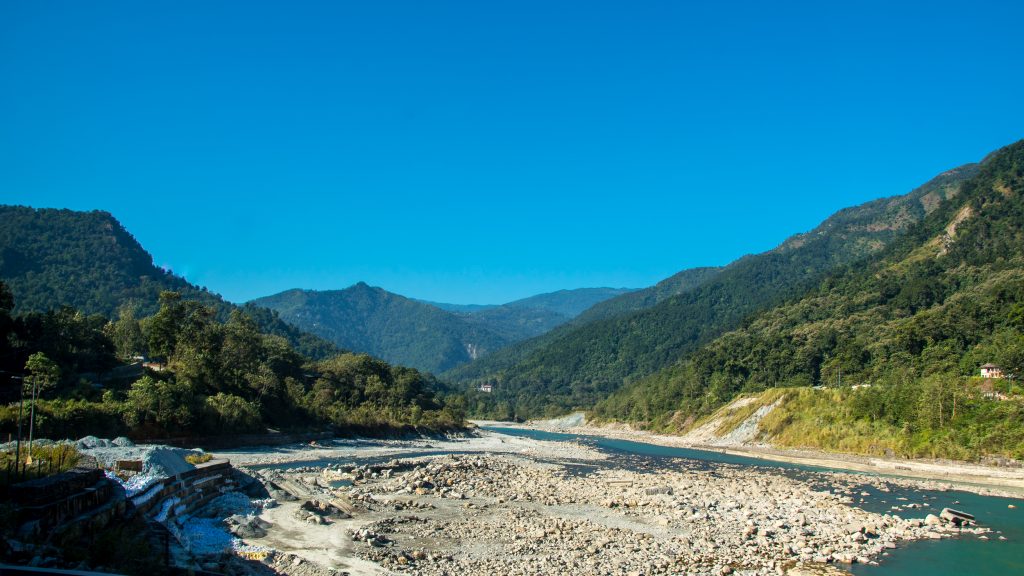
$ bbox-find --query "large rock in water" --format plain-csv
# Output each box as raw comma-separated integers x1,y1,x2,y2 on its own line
940,508,975,526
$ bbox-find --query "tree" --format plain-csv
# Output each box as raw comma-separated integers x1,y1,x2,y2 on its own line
107,301,146,360
123,375,196,434
204,393,262,433
24,352,60,460
146,291,186,362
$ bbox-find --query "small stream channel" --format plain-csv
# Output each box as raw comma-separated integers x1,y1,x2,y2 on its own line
483,426,1024,576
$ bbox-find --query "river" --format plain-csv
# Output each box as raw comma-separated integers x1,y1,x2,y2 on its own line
483,426,1024,576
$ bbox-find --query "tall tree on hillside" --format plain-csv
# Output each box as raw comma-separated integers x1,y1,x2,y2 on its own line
24,351,60,459
146,291,187,362
106,301,146,360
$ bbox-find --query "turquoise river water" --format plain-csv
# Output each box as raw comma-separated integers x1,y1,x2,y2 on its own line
483,426,1024,576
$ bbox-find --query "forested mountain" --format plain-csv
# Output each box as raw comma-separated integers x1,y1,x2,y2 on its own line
0,206,339,359
451,161,981,418
253,285,632,374
594,140,1024,458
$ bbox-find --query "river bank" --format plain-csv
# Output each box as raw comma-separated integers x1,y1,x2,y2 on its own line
217,429,606,467
28,427,1013,576
222,432,991,576
473,418,1024,497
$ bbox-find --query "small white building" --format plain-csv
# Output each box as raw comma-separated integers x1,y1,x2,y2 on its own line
980,363,1005,379
478,383,493,393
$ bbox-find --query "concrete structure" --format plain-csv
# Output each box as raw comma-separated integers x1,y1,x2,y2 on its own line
8,467,126,545
980,363,1005,379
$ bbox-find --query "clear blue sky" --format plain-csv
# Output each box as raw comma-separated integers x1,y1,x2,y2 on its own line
2,1,1022,304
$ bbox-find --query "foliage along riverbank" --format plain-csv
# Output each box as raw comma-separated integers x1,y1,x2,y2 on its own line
598,385,1024,464
0,283,466,444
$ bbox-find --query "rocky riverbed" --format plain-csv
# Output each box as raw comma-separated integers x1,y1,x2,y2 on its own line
228,449,993,576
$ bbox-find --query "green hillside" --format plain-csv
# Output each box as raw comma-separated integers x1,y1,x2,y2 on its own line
450,161,979,418
0,206,339,359
594,140,1024,458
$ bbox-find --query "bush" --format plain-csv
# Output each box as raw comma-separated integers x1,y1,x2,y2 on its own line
185,452,213,465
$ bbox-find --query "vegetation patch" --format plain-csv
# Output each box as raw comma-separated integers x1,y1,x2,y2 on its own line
1,443,81,486
184,452,213,465
713,389,789,437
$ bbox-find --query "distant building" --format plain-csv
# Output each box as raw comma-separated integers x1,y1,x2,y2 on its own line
980,363,1005,379
478,383,493,393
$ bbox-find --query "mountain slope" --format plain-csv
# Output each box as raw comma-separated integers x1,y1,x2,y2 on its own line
252,284,513,374
450,161,980,417
0,206,340,359
594,140,1024,458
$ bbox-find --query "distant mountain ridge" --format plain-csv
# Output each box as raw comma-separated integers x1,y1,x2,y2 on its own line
252,285,632,374
424,287,634,319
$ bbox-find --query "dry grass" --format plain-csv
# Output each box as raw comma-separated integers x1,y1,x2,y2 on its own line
185,452,213,465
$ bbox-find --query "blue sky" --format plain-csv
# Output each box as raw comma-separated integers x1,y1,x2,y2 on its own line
2,1,1022,304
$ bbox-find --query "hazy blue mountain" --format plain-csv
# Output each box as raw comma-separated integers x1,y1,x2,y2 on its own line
426,302,498,313
500,287,635,317
425,287,635,341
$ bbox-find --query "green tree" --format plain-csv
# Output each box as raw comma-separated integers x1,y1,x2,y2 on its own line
145,291,186,362
24,352,60,456
106,302,146,360
204,393,262,433
123,375,196,433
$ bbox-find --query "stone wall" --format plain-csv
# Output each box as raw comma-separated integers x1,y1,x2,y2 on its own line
9,468,127,546
131,459,238,520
